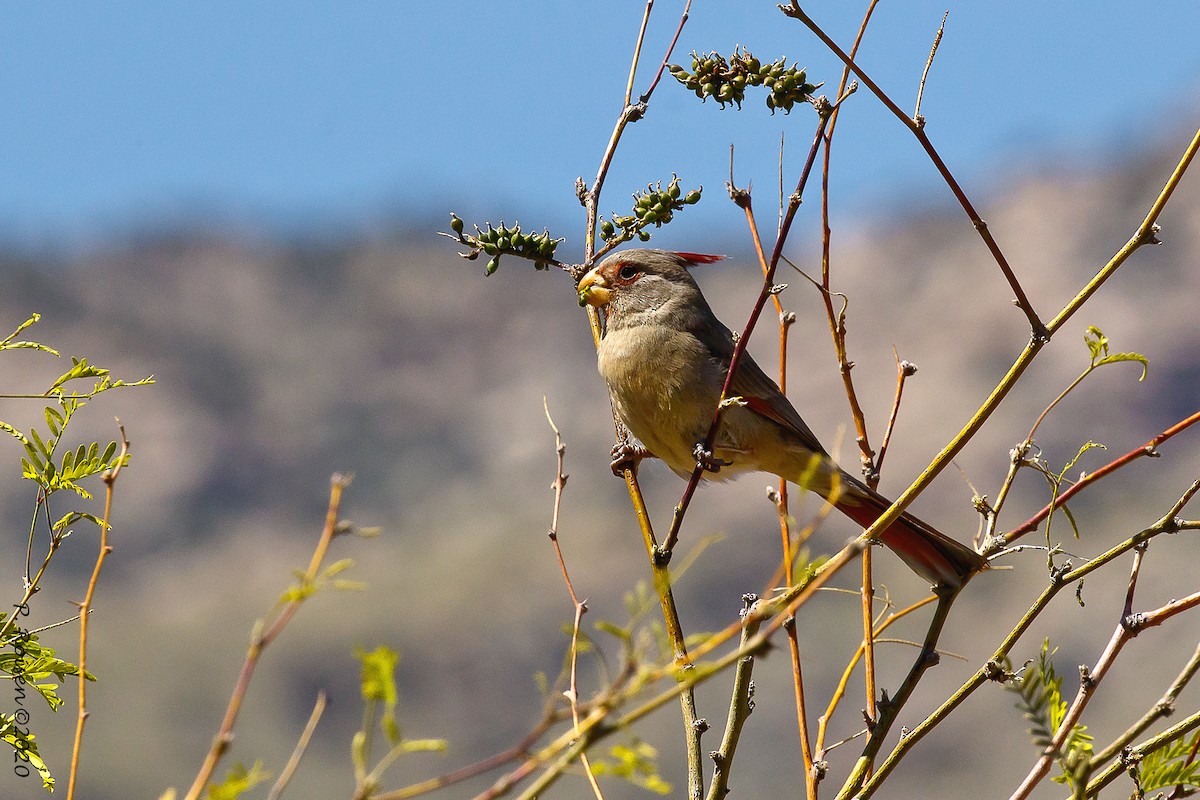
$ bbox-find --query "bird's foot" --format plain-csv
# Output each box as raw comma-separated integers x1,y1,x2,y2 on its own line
611,441,653,477
692,443,731,474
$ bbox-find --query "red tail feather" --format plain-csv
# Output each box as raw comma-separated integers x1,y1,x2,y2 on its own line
833,487,985,588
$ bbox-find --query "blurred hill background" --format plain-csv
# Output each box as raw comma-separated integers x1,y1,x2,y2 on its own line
1,2,1199,799
0,128,1197,798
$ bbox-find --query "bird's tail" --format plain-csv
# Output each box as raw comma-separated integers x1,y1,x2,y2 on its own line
829,474,986,589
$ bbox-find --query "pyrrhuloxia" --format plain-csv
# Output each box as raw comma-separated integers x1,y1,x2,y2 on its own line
577,248,984,588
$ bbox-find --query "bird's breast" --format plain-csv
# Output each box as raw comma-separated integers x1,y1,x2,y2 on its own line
597,324,742,476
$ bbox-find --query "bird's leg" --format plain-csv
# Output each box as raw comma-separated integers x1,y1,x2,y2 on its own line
692,443,732,474
611,441,654,477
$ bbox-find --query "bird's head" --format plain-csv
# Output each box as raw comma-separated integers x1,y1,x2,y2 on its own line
577,250,724,325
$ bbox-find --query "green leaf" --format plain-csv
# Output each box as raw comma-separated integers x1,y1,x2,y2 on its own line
207,760,271,800
44,407,62,437
357,645,402,745
357,646,400,705
321,558,355,579
1094,351,1149,380
1006,640,1092,789
1136,731,1200,794
0,713,54,789
0,419,30,445
1083,325,1149,379
398,738,448,753
590,739,672,795
594,620,632,643
331,579,368,592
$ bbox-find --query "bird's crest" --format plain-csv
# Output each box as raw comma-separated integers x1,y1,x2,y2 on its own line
674,252,725,267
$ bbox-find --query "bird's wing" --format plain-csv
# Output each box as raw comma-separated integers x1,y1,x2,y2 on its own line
731,355,827,455
690,315,827,456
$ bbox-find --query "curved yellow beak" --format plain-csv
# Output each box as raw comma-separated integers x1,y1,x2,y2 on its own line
577,270,612,307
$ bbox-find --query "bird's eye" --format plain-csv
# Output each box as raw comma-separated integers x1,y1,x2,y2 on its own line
617,265,639,281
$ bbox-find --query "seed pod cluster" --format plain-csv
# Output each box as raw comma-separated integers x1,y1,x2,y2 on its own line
599,176,702,245
668,47,818,114
447,214,562,275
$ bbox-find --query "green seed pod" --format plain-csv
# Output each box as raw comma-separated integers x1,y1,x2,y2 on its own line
684,190,702,204
482,242,499,256
638,230,651,242
486,256,500,275
449,213,464,234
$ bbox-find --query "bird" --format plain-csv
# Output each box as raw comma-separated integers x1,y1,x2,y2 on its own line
576,248,985,588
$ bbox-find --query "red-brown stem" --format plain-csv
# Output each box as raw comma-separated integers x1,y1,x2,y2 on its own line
664,105,835,554
743,190,816,796
66,422,129,800
1011,551,1200,800
541,403,603,798
378,714,560,800
875,350,911,479
783,1,1046,339
818,0,882,738
182,475,349,800
577,3,705,795
1004,408,1200,544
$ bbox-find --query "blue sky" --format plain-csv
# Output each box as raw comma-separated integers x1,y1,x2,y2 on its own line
1,1,1197,251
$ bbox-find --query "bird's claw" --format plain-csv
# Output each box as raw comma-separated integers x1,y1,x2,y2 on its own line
692,444,731,473
611,442,652,477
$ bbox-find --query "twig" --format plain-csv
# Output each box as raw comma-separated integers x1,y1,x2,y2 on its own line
706,596,763,800
1087,708,1200,796
1005,408,1200,544
818,0,878,478
266,691,327,800
739,152,815,797
814,0,882,760
1009,546,1150,799
380,713,561,800
782,1,1046,339
913,11,949,125
1091,642,1200,767
542,401,604,799
836,587,961,799
857,485,1200,797
582,0,692,266
818,124,1197,572
181,474,352,800
1012,581,1200,799
663,94,842,555
66,420,129,800
815,595,937,757
875,352,915,478
574,3,704,795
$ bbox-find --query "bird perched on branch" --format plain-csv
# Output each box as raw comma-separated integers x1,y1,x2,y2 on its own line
576,248,984,588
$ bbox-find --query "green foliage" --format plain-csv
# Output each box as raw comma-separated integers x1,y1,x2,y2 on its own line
1084,325,1148,379
590,739,672,795
1007,640,1093,789
668,46,819,113
351,645,448,796
445,216,563,275
207,760,271,800
0,312,152,791
0,624,94,712
357,645,402,746
0,712,54,789
1133,730,1200,795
